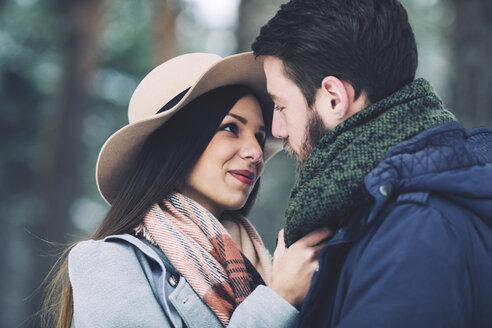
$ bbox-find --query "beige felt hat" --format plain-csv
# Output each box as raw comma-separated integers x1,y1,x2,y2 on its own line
96,51,282,204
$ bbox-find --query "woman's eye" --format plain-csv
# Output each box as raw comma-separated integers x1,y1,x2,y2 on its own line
220,123,238,134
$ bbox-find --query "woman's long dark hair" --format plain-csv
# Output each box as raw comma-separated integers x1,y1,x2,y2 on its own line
42,84,264,328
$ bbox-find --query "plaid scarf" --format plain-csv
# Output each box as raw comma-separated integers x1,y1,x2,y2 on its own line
139,192,271,326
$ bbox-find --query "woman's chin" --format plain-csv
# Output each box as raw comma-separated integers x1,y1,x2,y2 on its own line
221,198,248,213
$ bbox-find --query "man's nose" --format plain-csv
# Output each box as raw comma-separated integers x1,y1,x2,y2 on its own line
271,110,288,139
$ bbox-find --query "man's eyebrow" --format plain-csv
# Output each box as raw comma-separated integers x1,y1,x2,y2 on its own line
227,113,265,131
267,92,284,103
267,92,278,101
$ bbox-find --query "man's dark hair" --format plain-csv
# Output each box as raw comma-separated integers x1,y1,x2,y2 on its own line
252,0,418,106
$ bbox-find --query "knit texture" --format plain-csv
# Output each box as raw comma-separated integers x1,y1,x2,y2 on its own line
139,193,271,326
284,78,456,246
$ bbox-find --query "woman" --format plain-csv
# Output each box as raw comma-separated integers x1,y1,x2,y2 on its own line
43,52,330,328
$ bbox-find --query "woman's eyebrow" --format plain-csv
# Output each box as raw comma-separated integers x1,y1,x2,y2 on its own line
227,113,247,124
227,113,265,131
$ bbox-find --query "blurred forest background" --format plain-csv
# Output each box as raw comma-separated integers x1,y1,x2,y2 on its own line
0,0,490,326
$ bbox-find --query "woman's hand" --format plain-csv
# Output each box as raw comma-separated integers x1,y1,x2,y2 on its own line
269,227,332,309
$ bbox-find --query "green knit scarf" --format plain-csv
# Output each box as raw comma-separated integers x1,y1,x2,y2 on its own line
284,78,455,246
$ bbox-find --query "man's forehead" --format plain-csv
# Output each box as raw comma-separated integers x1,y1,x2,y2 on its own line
266,73,297,103
264,56,287,80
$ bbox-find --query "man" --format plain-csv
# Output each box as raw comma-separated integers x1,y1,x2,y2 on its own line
252,0,492,327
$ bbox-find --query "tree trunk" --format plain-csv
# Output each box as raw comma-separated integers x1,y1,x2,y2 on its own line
236,0,254,52
449,0,492,128
152,0,179,64
25,0,105,325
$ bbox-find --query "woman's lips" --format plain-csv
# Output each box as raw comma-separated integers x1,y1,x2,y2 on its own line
228,170,255,186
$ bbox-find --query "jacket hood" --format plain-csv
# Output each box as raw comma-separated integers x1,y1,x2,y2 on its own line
365,121,492,227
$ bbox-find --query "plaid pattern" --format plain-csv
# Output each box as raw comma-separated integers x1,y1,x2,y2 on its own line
143,193,268,326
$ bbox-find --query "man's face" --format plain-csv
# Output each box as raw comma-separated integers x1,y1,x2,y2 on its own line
264,56,327,168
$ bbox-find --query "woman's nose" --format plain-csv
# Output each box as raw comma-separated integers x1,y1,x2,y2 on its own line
240,137,264,163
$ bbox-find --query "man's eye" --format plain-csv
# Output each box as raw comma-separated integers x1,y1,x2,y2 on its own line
220,123,238,134
274,104,285,112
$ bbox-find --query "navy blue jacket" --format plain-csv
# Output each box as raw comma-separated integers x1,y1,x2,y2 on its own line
298,122,492,327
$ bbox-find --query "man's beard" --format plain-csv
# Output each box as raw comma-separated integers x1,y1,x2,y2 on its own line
284,110,327,173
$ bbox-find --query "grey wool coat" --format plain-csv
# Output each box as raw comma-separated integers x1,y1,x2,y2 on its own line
68,234,299,328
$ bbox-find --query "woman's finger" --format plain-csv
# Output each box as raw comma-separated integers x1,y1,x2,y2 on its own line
276,229,286,250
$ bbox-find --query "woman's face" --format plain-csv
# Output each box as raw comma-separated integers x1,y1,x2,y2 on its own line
182,94,266,218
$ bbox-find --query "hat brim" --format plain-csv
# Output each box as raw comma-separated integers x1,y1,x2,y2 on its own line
96,52,282,205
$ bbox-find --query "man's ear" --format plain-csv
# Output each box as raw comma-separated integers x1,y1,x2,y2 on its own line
319,76,349,118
